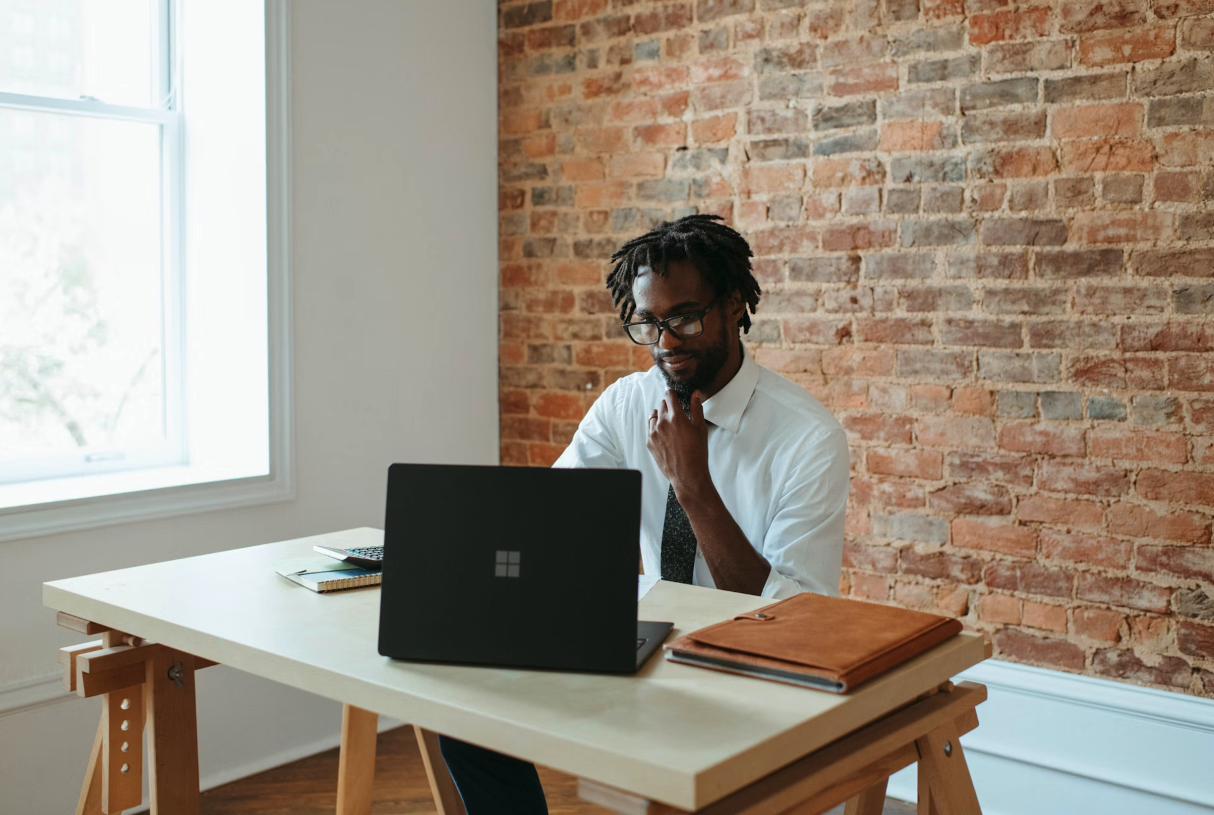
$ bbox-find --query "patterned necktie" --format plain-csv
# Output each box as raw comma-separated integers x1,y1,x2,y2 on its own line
660,484,698,584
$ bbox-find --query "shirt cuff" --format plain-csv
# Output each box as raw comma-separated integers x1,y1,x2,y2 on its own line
760,566,809,600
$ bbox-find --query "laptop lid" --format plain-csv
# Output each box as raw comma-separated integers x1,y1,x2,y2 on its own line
377,463,643,673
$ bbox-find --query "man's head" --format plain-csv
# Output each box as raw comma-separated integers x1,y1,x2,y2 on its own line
605,215,761,405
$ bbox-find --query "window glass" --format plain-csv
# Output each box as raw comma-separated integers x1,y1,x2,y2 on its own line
0,0,157,107
0,108,166,470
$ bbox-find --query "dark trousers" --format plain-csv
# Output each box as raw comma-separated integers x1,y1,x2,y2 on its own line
438,735,549,814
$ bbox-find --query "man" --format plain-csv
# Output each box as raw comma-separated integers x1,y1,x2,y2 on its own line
440,214,850,813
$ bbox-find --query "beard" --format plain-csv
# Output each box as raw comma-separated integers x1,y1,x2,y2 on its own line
655,330,732,412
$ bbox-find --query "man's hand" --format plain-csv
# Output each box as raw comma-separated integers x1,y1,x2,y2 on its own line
646,389,710,499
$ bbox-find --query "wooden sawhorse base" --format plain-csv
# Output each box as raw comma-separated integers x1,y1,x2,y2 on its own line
579,681,987,815
58,613,462,815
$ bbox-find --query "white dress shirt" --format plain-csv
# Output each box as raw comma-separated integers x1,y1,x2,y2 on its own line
554,344,850,599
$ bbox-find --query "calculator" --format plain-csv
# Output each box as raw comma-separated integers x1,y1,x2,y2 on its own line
313,544,384,570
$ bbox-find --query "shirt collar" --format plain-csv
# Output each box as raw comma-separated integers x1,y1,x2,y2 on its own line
701,343,759,434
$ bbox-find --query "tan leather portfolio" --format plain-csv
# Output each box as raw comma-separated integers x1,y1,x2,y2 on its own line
663,592,963,693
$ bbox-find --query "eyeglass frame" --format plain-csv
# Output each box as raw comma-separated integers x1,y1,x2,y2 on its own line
620,295,721,346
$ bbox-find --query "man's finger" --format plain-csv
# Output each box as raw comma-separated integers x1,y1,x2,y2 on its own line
690,390,705,426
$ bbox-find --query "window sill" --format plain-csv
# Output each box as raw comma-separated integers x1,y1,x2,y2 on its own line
0,464,294,543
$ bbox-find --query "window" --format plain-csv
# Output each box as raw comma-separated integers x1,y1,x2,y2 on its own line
0,1,292,540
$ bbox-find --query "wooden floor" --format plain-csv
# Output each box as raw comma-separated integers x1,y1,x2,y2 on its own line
193,725,917,815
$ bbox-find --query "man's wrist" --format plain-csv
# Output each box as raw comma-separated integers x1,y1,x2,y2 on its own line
672,471,718,508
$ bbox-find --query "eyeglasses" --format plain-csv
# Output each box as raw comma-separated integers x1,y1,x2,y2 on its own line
621,297,719,346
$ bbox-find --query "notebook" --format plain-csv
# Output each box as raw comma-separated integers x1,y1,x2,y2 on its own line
663,591,963,693
275,555,382,593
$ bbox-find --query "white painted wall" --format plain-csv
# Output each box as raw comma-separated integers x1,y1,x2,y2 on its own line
0,2,498,812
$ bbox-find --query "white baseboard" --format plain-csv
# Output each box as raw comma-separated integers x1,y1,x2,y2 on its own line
886,659,1214,814
0,671,70,719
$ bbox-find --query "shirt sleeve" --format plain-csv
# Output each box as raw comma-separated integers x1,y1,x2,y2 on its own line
759,426,850,599
552,383,627,470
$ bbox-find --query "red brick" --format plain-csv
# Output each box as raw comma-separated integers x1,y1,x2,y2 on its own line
843,413,915,444
693,79,752,110
1072,210,1172,243
581,70,626,98
1092,648,1192,688
561,158,605,181
879,121,947,152
1074,607,1123,642
500,389,531,415
968,8,1053,45
741,165,806,194
753,348,824,373
660,91,690,117
501,414,551,442
986,561,1075,598
783,318,853,345
607,98,660,123
1109,503,1210,544
855,317,933,345
633,122,686,147
1139,545,1214,583
501,109,545,134
1036,461,1130,497
812,157,886,187
750,226,819,256
633,2,692,34
867,449,943,480
573,342,632,368
954,388,996,417
1090,428,1188,468
1062,139,1155,174
1023,600,1068,633
574,181,630,208
502,263,549,288
979,593,1022,624
900,548,983,583
532,391,585,421
828,63,899,96
1059,0,1145,32
946,452,1034,485
852,478,926,510
1079,26,1175,66
1173,355,1214,391
528,442,565,467
1018,495,1104,528
1137,470,1214,504
911,385,952,414
995,629,1085,670
972,146,1058,179
691,113,736,143
553,0,608,21
1158,130,1214,168
632,65,688,92
688,55,749,84
851,571,891,600
895,580,969,617
1153,171,1200,203
822,222,896,252
1078,573,1172,613
918,417,996,448
1178,621,1214,660
923,0,964,19
954,519,1038,557
931,483,1013,515
998,422,1086,457
609,153,665,179
820,349,893,378
1051,103,1142,139
1041,529,1131,568
842,542,899,573
501,439,529,466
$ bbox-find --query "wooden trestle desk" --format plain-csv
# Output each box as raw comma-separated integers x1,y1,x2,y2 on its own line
44,528,990,815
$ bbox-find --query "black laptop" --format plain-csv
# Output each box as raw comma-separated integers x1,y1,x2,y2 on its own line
377,463,673,673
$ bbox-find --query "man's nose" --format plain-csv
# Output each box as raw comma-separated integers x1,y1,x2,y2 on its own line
657,327,684,351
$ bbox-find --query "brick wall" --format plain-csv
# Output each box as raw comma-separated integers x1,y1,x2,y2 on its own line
496,0,1214,696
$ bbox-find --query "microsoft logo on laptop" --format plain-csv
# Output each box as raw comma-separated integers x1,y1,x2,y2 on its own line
495,550,521,578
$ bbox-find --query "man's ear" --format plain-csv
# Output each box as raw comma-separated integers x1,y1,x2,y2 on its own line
726,290,745,328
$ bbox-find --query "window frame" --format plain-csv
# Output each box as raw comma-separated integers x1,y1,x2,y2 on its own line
0,0,294,542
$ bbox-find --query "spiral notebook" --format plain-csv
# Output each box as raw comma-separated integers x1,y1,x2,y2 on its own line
275,555,382,593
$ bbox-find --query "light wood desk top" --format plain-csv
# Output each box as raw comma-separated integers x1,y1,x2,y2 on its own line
44,527,986,810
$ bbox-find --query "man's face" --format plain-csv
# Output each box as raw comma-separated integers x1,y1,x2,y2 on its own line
631,259,736,405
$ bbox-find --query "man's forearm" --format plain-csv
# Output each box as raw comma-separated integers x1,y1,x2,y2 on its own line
676,478,770,596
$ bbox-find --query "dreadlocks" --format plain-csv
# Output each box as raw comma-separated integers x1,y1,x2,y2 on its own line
605,214,761,333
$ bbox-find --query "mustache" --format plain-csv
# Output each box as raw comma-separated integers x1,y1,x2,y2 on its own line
655,350,699,363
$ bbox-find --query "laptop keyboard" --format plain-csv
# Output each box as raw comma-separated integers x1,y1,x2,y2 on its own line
348,547,384,560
